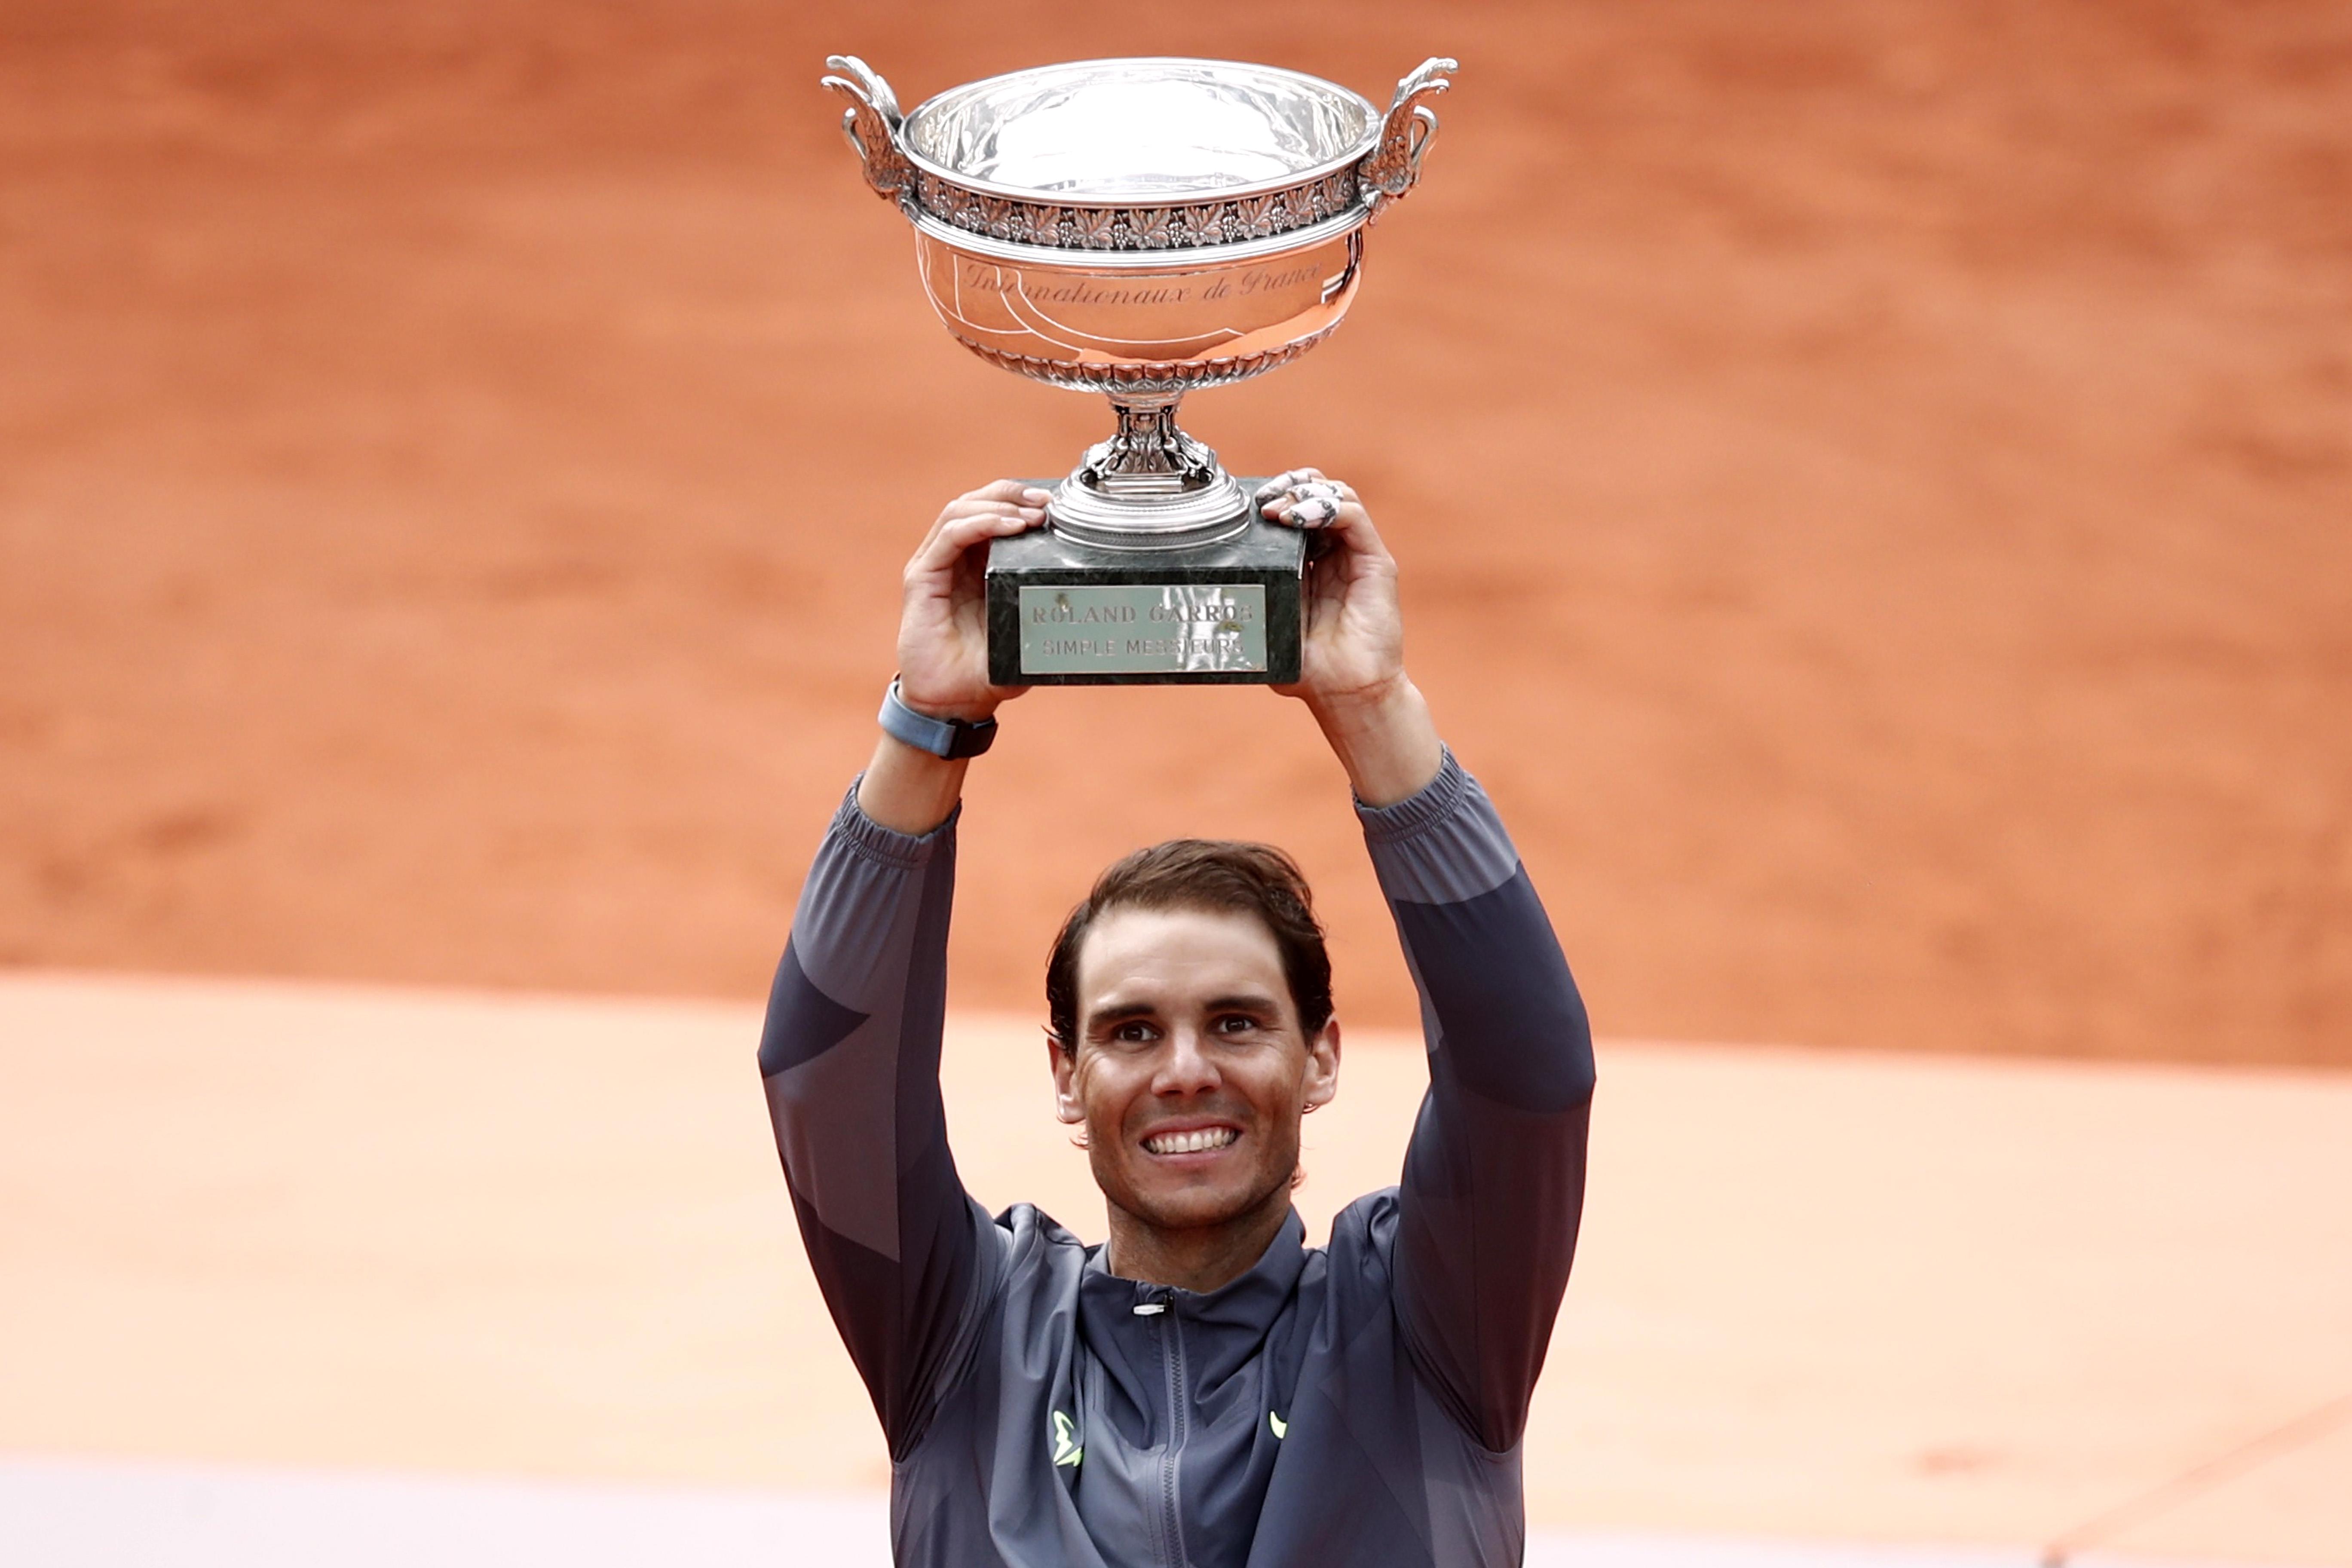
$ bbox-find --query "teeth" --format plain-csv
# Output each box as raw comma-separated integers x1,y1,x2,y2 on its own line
1144,1127,1238,1155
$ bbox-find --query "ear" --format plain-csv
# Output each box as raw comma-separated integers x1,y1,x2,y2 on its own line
1047,1032,1085,1125
1302,1017,1341,1112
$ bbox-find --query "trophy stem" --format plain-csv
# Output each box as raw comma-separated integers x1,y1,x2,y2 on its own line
1100,395,1201,481
1047,392,1250,551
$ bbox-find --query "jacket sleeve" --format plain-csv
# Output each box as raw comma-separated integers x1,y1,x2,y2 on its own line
1364,751,1596,1452
757,781,998,1459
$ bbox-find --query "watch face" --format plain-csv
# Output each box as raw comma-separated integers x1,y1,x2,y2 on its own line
947,715,997,759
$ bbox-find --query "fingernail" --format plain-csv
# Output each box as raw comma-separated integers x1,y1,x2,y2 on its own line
1023,487,1051,502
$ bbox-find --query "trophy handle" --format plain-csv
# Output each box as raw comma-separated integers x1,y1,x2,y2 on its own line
1358,57,1456,216
822,55,913,199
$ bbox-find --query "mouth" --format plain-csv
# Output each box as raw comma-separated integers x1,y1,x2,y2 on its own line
1141,1124,1240,1157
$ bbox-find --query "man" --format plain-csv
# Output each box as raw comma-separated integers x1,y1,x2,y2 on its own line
760,470,1594,1567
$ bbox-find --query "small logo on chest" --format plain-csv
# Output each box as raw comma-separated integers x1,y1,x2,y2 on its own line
1051,1409,1083,1468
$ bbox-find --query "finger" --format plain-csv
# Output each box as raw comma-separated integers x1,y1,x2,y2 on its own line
1268,494,1386,569
1276,480,1349,517
918,481,1051,554
939,498,1044,525
965,479,1053,508
915,501,1040,564
1258,474,1366,524
1318,496,1387,559
931,496,1046,533
909,504,1043,580
929,505,1044,556
1263,479,1360,528
1254,468,1326,505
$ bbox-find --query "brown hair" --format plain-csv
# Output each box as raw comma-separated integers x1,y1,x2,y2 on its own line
1046,839,1333,1054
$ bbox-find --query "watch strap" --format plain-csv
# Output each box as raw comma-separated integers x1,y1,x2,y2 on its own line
879,678,998,760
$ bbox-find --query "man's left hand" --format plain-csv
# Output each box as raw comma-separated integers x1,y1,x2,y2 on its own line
1256,469,1443,807
1256,469,1403,709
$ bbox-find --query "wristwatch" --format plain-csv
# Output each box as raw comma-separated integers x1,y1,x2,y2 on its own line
879,678,998,760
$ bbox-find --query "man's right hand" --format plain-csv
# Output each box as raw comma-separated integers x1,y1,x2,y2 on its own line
894,480,1050,723
858,481,1046,835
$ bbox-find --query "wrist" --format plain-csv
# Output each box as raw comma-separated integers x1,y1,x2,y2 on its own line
881,677,998,760
1305,673,1421,758
1307,675,1443,808
1303,669,1410,727
858,732,966,834
894,684,997,725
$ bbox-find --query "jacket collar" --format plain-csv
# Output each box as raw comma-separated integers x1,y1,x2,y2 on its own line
1077,1209,1308,1396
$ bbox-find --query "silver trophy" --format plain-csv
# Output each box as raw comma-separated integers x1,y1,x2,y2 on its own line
825,54,1453,685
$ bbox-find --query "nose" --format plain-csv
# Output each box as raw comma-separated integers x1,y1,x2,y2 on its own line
1152,1024,1222,1098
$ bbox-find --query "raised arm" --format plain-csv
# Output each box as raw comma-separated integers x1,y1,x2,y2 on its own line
1362,757,1592,1450
757,481,1046,1456
1263,471,1597,1452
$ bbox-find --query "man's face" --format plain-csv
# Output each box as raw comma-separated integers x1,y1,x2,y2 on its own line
1050,905,1340,1237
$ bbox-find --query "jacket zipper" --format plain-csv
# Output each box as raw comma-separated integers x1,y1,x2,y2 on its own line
1155,1293,1191,1568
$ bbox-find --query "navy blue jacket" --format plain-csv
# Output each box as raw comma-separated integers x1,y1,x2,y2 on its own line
760,754,1594,1565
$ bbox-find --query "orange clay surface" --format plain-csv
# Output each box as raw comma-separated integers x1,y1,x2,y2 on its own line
3,2,2349,1068
3,974,2348,1561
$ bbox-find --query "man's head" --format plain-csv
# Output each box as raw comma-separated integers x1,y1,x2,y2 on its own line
1046,841,1341,1244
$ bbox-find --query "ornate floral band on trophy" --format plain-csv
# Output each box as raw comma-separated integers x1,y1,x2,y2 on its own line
825,55,1454,685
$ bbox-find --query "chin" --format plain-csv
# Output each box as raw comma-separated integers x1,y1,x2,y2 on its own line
1131,1186,1260,1231
1102,1158,1291,1235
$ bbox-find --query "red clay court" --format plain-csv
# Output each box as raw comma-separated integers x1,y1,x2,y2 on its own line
2,2,2347,1563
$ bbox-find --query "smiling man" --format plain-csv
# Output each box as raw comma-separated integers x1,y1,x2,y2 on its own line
759,471,1595,1567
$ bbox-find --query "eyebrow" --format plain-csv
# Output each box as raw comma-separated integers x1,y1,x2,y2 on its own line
1082,1001,1159,1032
1201,993,1284,1016
1081,993,1285,1032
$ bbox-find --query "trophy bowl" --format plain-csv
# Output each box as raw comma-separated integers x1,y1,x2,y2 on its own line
825,55,1454,551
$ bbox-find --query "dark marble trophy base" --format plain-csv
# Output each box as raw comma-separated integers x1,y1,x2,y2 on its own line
985,479,1306,686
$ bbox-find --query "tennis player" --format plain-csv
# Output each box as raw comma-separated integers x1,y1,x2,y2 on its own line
760,470,1594,1566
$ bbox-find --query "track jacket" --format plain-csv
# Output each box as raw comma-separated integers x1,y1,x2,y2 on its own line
760,753,1594,1566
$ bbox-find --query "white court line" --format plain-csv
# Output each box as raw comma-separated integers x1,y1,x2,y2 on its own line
0,1457,881,1568
0,1456,2311,1568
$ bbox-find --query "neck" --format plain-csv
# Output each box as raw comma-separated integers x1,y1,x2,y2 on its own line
1103,1189,1291,1294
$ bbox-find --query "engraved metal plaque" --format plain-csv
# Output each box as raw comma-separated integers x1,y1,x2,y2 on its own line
1018,584,1268,676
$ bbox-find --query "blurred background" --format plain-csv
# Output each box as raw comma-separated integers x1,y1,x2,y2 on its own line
4,0,2347,1066
2,2,2348,1564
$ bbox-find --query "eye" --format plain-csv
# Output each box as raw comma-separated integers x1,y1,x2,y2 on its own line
1110,1020,1159,1045
1214,1013,1260,1035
